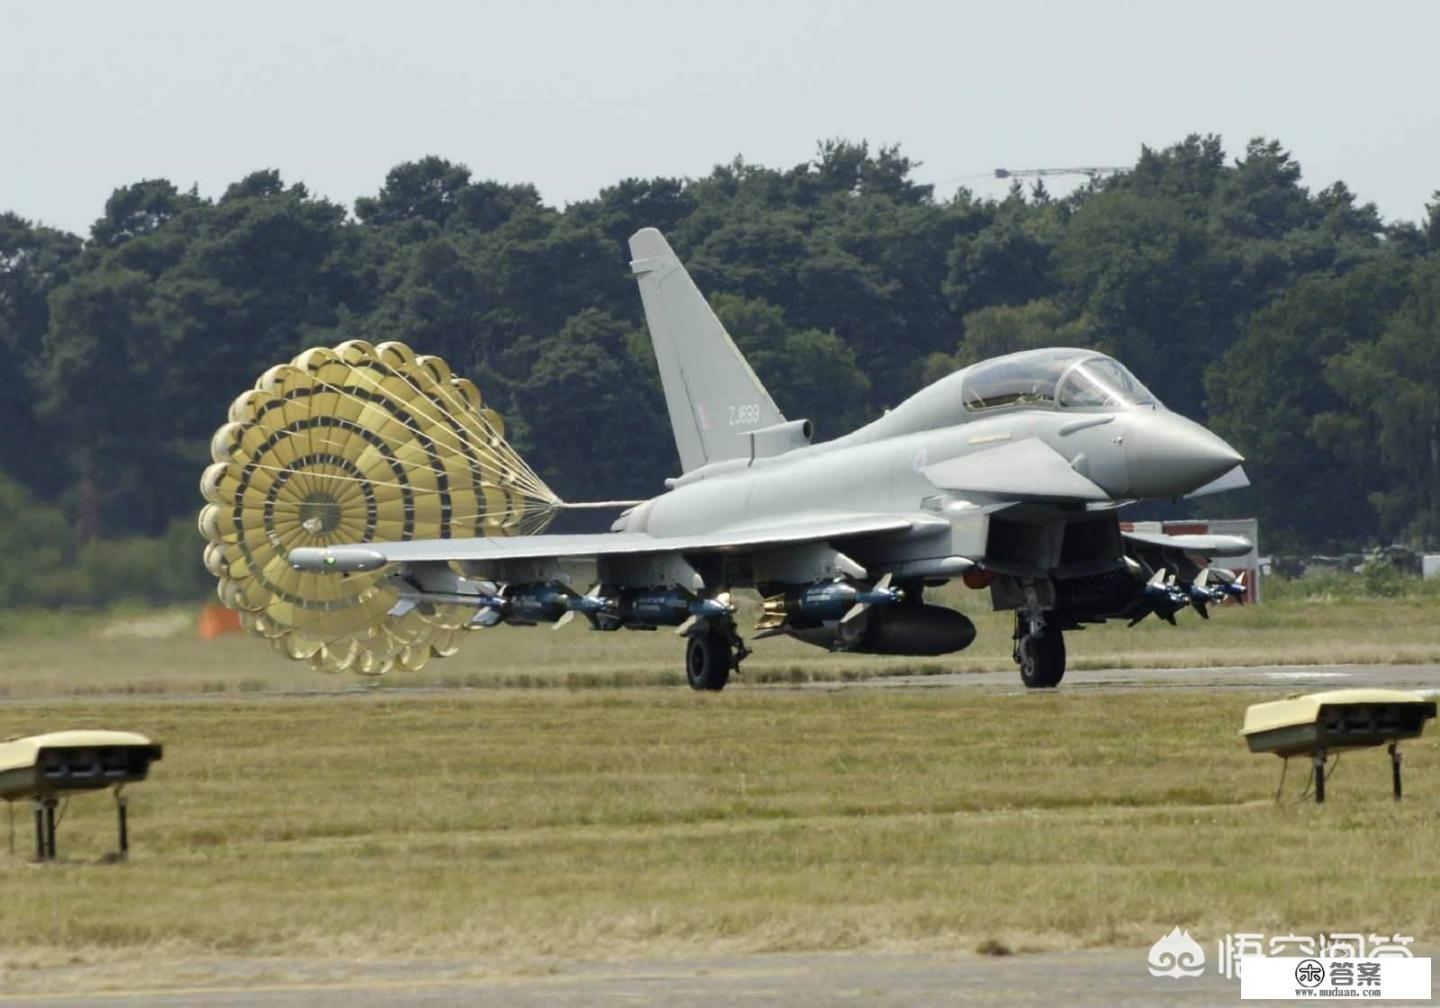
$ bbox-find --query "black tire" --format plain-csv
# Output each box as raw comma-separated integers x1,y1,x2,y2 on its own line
685,633,731,691
1018,624,1066,688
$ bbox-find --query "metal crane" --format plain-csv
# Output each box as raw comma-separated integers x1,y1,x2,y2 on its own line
994,166,1125,180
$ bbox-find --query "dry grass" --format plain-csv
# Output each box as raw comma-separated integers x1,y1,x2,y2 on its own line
3,590,1438,991
3,589,1440,700
1,688,1437,994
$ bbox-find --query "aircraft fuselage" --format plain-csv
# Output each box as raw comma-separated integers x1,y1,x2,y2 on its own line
618,354,1240,590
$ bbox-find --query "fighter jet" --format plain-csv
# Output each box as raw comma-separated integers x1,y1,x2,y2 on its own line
289,228,1250,689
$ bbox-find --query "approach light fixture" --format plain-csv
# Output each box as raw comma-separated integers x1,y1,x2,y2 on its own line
0,730,163,861
1241,690,1435,804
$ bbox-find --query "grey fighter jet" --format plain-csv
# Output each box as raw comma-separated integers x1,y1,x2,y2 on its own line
290,228,1250,689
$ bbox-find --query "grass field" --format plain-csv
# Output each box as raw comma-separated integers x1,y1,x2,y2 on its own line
1,688,1436,995
4,588,1440,698
2,591,1439,995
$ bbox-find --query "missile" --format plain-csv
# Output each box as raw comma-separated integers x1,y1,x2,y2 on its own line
503,583,573,624
553,584,615,630
1131,569,1191,625
841,573,905,624
550,586,736,632
1187,579,1227,619
758,576,906,631
1202,567,1248,603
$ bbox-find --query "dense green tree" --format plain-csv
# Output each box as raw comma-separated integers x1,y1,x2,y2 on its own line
355,156,474,228
944,208,1053,317
0,133,1436,585
1055,189,1224,416
1206,259,1414,549
0,213,81,490
1123,134,1227,204
0,472,70,607
1323,259,1440,545
37,175,357,541
358,235,490,363
567,177,696,268
711,294,870,435
513,309,670,499
90,178,205,250
39,263,166,542
923,299,1093,385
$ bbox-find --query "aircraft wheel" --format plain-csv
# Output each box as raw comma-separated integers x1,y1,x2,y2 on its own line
685,633,731,691
1018,624,1066,689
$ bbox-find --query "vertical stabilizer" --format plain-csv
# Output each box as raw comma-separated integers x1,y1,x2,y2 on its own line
629,228,784,473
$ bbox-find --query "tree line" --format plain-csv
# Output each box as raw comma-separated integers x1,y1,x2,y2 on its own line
2,135,1438,605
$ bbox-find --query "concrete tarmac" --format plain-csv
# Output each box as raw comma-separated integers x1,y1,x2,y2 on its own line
14,661,1440,708
0,949,1276,1007
802,661,1440,694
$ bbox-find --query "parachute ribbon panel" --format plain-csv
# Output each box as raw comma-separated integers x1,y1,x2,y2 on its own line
198,339,559,675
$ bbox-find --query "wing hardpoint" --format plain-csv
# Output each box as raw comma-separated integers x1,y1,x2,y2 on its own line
629,228,784,473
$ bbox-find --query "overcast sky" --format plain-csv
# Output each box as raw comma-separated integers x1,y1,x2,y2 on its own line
4,0,1437,236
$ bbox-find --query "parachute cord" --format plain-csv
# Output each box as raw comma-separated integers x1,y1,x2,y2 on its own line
225,382,557,506
237,460,554,504
345,356,558,503
302,369,557,503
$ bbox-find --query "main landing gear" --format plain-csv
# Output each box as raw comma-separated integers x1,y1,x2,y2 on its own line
684,617,750,691
1014,613,1066,689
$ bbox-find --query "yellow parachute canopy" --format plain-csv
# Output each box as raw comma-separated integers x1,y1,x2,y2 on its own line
198,339,559,676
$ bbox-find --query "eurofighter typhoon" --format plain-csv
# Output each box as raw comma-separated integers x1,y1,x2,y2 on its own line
214,228,1248,689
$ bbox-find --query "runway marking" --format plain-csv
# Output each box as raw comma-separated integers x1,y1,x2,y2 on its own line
1261,671,1351,679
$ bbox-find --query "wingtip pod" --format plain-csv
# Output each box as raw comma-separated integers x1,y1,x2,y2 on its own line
198,339,559,677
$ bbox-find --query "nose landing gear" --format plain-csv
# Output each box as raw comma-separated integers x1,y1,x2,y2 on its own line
1014,613,1066,689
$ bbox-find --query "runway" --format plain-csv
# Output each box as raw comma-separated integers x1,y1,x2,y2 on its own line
802,661,1440,694
0,948,1301,1007
12,662,1439,708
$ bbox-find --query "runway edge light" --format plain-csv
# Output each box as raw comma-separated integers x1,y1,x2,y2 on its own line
1240,689,1435,804
0,730,163,862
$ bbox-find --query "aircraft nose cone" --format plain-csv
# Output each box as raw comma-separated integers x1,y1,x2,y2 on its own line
1124,412,1244,498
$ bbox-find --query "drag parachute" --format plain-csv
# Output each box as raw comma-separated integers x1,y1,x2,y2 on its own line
198,339,559,675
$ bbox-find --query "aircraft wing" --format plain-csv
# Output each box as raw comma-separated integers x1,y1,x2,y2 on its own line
289,511,949,573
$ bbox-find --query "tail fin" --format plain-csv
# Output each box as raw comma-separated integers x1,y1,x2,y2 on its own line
629,228,784,473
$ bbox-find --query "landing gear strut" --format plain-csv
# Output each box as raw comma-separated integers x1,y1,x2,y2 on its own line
684,617,749,691
1014,613,1066,689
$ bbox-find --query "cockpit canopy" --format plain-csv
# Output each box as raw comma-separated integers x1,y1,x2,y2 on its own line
960,349,1160,413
